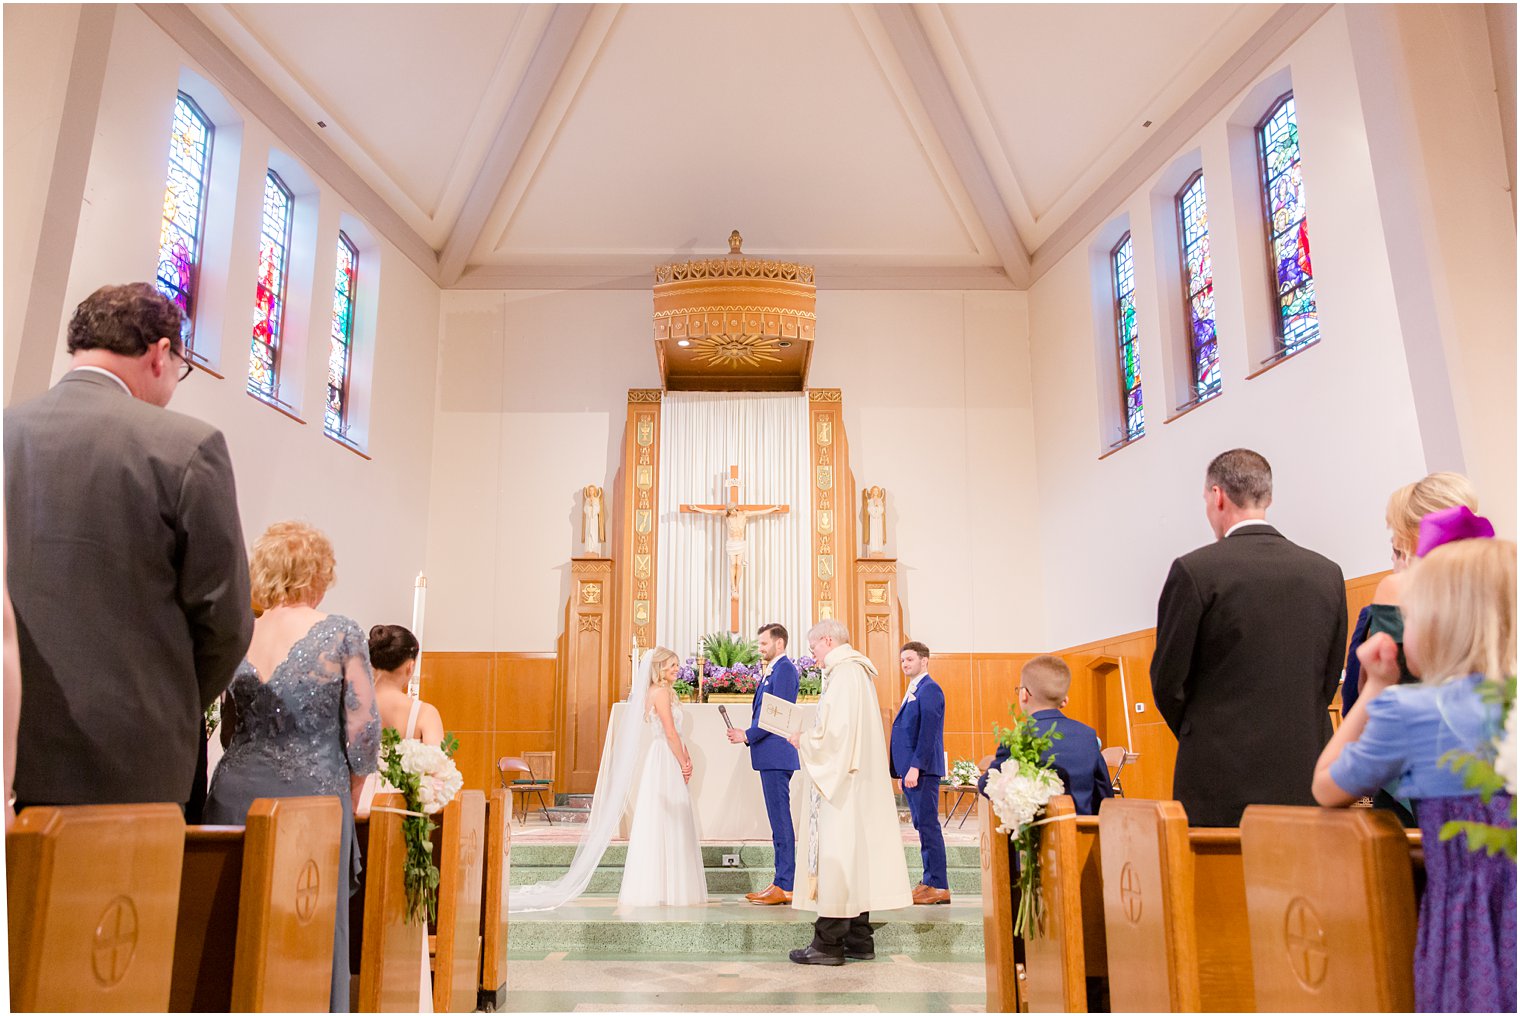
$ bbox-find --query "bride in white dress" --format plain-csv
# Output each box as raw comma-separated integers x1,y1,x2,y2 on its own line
618,647,708,909
508,647,705,913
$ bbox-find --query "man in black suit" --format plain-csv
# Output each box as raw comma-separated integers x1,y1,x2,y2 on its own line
6,283,254,812
1150,448,1347,827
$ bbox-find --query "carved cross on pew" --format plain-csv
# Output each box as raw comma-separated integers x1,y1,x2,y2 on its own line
679,465,789,633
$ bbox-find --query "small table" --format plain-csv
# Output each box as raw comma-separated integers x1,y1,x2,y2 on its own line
942,782,982,829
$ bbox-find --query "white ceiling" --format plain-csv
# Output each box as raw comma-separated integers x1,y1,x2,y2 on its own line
181,3,1300,288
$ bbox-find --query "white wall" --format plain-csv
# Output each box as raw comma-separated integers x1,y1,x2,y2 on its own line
1027,6,1515,650
424,288,1044,653
3,6,442,631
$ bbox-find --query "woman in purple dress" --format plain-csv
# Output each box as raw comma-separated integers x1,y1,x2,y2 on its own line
1314,511,1514,1012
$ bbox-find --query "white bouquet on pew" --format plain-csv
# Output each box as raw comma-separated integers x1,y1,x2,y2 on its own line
983,712,1065,938
379,727,463,923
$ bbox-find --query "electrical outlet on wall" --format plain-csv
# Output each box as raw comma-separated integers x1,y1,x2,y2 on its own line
722,853,740,867
1134,702,1146,713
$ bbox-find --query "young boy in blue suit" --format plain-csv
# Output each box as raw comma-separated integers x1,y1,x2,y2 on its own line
978,655,1114,815
890,640,949,904
727,622,799,904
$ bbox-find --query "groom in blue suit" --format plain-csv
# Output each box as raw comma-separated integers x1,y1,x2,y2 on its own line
727,622,799,905
890,640,949,904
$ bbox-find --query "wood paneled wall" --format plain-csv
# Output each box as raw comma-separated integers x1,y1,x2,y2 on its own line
419,653,559,793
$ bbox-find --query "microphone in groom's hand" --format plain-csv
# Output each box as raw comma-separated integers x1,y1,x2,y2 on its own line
719,705,747,744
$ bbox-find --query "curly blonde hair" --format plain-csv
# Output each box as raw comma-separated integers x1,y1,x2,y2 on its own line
1386,472,1478,559
249,521,336,612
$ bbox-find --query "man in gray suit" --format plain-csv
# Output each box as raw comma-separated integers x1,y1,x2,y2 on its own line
6,283,253,811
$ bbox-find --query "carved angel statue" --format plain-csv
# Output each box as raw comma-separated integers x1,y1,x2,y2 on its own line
863,485,887,558
581,485,606,557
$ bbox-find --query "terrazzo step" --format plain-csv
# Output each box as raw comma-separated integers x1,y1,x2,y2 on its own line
508,895,986,956
542,806,591,824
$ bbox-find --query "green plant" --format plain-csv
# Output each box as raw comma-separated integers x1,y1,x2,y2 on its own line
673,679,695,699
699,631,760,668
798,672,822,696
983,709,1065,938
1438,675,1517,859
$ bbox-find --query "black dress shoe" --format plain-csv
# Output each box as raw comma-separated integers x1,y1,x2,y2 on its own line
788,946,845,966
844,949,875,961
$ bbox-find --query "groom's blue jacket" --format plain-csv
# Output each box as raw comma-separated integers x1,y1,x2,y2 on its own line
746,655,800,772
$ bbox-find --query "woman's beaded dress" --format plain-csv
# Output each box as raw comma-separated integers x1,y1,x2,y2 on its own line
206,614,380,1012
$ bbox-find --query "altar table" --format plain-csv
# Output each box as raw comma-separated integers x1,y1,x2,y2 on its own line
595,702,817,841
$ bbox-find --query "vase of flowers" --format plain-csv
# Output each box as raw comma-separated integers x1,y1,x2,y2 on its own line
378,727,464,924
981,710,1065,938
949,758,981,788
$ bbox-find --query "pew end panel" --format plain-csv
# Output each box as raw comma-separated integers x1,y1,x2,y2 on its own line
1023,796,1107,1013
1188,828,1254,1012
8,803,186,1012
432,790,487,1013
231,795,344,1012
1097,798,1202,1012
1240,805,1418,1013
979,802,1021,1013
357,792,429,1012
478,788,512,1010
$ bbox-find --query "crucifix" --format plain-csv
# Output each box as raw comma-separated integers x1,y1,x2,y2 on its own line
680,465,790,632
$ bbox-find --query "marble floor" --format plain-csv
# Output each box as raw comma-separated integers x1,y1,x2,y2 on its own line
503,894,986,1013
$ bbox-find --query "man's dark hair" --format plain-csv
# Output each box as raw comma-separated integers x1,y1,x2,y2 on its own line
368,624,421,672
66,283,184,357
901,640,931,658
757,623,788,647
1206,448,1273,509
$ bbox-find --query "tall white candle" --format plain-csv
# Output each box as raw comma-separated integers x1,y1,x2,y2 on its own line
410,573,426,700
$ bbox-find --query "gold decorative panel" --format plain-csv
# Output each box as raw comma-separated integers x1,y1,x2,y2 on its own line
809,389,852,632
579,583,602,605
866,583,888,605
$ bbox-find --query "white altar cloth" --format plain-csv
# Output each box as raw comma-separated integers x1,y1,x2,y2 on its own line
595,701,817,841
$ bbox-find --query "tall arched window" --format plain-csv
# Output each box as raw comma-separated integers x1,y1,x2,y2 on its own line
248,171,293,400
1257,93,1319,354
1113,232,1144,442
1177,172,1220,399
156,92,213,351
325,232,358,437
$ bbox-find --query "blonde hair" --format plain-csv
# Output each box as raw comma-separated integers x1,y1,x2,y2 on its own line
1021,655,1072,704
1386,472,1478,558
1401,538,1515,684
647,647,680,687
249,521,336,612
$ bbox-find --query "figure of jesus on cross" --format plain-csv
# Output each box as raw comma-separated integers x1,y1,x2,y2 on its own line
681,465,789,632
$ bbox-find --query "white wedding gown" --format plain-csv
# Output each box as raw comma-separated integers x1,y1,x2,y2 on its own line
617,702,708,908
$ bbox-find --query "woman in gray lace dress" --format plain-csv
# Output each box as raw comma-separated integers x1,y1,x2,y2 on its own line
206,522,379,1012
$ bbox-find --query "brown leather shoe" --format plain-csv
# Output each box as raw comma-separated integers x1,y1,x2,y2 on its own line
744,886,770,901
750,884,794,905
913,885,951,905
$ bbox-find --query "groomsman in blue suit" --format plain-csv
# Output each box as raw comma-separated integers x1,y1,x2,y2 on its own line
890,640,949,904
727,622,799,905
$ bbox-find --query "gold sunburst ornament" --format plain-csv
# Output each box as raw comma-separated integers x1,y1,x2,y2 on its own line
688,333,784,368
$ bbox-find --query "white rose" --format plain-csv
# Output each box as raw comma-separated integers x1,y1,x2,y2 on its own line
1496,706,1517,796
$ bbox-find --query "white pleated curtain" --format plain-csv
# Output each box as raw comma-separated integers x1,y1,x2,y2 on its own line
656,392,812,659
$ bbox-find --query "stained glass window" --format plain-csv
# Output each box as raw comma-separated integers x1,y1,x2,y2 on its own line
248,171,293,400
325,232,358,436
1113,232,1144,442
156,93,213,350
1257,93,1319,354
1177,172,1220,399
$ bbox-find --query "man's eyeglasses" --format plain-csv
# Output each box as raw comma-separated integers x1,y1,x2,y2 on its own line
170,346,193,382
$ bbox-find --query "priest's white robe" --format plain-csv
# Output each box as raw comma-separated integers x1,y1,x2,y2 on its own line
792,644,913,918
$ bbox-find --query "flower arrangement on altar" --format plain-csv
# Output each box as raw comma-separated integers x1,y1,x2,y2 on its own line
796,656,824,697
378,727,464,924
949,758,981,788
981,710,1065,938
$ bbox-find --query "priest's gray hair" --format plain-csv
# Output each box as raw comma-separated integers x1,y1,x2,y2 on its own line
808,619,851,645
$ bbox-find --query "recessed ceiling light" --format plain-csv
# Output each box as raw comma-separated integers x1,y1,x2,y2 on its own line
676,339,691,347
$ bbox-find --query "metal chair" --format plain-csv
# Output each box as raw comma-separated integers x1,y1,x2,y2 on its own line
1102,746,1139,797
498,757,553,825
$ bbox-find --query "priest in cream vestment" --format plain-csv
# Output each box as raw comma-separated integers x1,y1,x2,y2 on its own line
786,619,913,965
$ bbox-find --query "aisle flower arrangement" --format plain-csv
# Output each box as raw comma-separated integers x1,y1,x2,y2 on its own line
378,727,464,924
981,711,1064,938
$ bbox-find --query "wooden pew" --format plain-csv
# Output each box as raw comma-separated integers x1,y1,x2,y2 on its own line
1022,795,1108,1012
170,796,342,1011
1240,805,1419,1012
431,790,486,1013
356,792,429,1012
979,801,1020,1013
1096,798,1254,1012
8,803,185,1012
477,788,513,1012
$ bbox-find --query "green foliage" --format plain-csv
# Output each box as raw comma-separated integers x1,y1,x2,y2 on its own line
379,727,463,925
993,708,1062,773
673,679,695,699
699,631,760,668
990,705,1065,939
1437,675,1517,861
798,672,822,696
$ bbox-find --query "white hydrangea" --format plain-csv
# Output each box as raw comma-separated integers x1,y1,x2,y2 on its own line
982,762,1064,838
1496,706,1517,797
396,738,464,815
